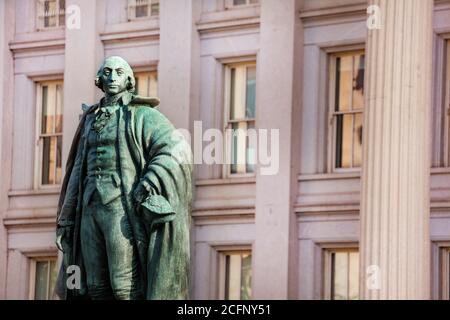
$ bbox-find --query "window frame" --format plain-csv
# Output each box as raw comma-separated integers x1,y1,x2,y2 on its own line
28,256,58,300
327,49,365,173
439,246,450,300
36,0,66,31
34,80,64,190
223,61,257,178
322,245,359,300
225,0,260,9
216,247,252,300
127,0,160,21
134,70,158,97
443,40,450,167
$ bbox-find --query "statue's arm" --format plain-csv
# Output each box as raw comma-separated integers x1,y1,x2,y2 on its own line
56,139,83,252
132,109,171,202
58,138,84,227
132,108,192,211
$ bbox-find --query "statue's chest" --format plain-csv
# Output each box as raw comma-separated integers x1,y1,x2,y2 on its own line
87,111,119,149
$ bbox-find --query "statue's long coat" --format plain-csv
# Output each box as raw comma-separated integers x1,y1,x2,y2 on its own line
54,97,193,299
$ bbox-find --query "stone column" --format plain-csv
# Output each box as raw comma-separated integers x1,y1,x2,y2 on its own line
0,0,14,299
360,0,433,299
158,0,200,131
253,0,303,299
63,0,105,169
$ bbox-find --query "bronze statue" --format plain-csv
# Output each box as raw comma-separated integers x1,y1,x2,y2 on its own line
54,56,193,300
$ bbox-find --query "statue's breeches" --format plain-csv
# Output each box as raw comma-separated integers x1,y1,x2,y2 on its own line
80,191,142,300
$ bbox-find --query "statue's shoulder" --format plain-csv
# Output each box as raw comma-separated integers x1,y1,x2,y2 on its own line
130,95,160,108
129,95,165,119
81,103,99,113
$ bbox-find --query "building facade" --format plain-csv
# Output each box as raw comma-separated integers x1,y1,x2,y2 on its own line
0,0,449,300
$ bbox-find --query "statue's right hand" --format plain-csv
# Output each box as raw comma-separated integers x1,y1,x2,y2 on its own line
56,227,65,252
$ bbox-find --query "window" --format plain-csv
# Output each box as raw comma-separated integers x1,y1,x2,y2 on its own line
36,0,65,30
224,62,257,176
29,257,58,300
444,41,450,167
218,250,252,300
226,0,259,8
134,71,158,97
36,81,63,187
328,51,365,171
127,0,159,20
440,247,450,299
323,248,359,300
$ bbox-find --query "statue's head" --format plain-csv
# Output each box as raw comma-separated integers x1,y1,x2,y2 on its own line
95,56,135,96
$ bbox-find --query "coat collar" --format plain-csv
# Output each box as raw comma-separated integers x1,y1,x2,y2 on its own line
99,91,134,108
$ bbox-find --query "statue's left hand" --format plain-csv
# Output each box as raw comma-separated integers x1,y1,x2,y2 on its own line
133,183,149,205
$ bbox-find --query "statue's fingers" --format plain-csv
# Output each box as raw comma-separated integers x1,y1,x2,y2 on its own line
56,236,64,252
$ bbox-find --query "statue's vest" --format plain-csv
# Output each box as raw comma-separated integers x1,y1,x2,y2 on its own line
84,105,122,206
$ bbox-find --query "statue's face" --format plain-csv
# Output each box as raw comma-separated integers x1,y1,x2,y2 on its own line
100,59,129,96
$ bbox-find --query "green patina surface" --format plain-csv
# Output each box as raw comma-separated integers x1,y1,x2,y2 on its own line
54,56,193,300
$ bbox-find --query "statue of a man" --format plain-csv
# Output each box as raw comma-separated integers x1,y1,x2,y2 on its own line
54,56,193,300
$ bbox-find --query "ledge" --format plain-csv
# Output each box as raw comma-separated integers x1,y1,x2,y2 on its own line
8,188,60,197
9,37,65,56
298,172,360,182
197,6,260,35
100,28,159,45
295,203,359,214
196,177,255,186
299,3,366,27
3,216,56,227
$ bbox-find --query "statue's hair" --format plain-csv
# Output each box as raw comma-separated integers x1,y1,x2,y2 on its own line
95,56,136,93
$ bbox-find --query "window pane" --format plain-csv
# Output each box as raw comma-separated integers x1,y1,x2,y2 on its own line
134,77,139,95
55,84,63,133
332,252,348,300
245,66,256,119
240,253,252,300
48,260,58,299
230,68,236,119
34,259,57,300
151,0,159,16
448,251,450,299
353,113,363,167
44,0,57,28
59,0,65,26
41,86,49,134
233,0,247,5
336,56,352,112
34,261,49,300
352,54,365,110
135,72,158,96
56,135,63,184
335,114,353,168
230,122,247,174
135,0,149,18
246,122,256,173
137,74,149,96
226,255,242,300
42,137,57,185
41,84,57,134
329,250,359,300
230,67,246,120
149,73,158,97
224,252,252,300
348,252,359,300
